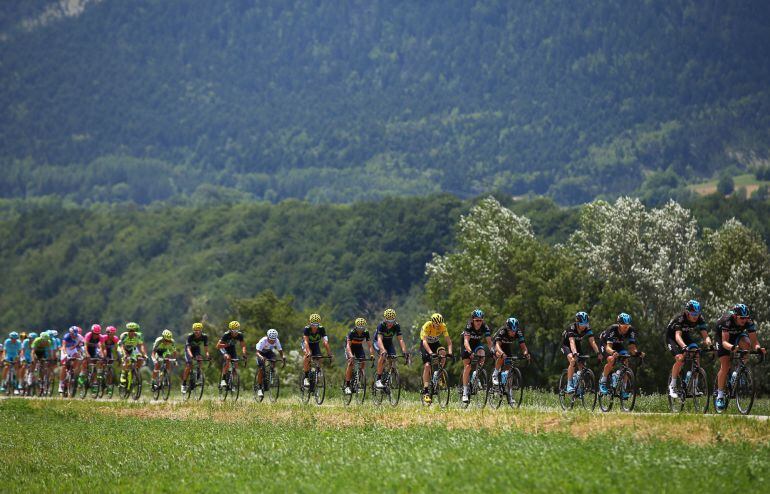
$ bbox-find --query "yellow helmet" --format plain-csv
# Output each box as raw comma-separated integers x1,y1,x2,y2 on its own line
383,309,397,321
192,322,203,331
354,317,367,328
228,321,240,331
431,313,444,325
161,329,173,339
309,313,321,324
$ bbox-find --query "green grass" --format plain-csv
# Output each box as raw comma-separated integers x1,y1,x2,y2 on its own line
2,393,769,493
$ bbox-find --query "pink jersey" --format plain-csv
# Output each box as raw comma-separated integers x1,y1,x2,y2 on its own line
100,334,120,347
84,331,102,348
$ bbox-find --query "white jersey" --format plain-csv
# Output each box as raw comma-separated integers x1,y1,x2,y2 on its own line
256,336,282,352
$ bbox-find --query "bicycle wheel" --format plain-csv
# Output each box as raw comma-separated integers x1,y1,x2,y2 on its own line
152,374,161,400
372,370,384,405
598,376,613,412
473,369,488,409
183,373,193,402
219,371,230,401
253,368,264,402
343,371,354,406
506,367,523,408
104,367,114,399
619,369,637,412
689,367,709,414
69,373,79,398
388,367,401,406
268,368,279,403
579,369,597,411
300,373,311,404
196,368,205,401
314,369,326,405
436,368,450,409
131,369,142,400
118,369,130,399
162,373,171,401
735,367,755,415
356,368,367,405
667,372,685,413
558,370,573,411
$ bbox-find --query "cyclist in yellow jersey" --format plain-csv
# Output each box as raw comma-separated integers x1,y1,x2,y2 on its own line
420,313,453,404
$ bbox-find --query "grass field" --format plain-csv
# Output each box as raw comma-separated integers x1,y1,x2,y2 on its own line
2,389,769,493
689,173,770,196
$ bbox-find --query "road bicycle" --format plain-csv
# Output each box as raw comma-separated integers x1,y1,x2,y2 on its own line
118,356,145,400
715,349,764,415
558,355,597,411
372,354,409,406
183,357,210,402
343,356,372,406
459,350,489,409
668,348,713,413
423,350,453,408
598,353,643,412
299,355,332,405
219,357,242,402
489,356,527,409
253,357,282,403
152,357,177,401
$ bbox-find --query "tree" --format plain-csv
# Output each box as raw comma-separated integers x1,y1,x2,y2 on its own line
716,175,735,196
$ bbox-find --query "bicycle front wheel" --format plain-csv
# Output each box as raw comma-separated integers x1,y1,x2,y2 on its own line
579,369,597,411
356,368,367,405
473,369,488,409
269,368,280,403
689,367,709,414
558,370,573,411
299,373,311,404
253,369,264,402
667,372,684,413
162,373,171,401
388,367,401,407
436,368,450,409
131,369,143,401
619,369,637,412
195,368,205,401
314,369,326,405
506,367,523,408
735,368,755,415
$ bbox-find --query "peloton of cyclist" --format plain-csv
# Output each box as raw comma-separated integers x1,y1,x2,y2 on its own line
561,312,603,394
182,322,210,395
713,303,767,411
254,328,285,399
344,318,375,395
665,300,712,399
216,321,247,389
373,309,409,390
420,313,453,404
301,314,333,387
491,317,530,386
460,309,494,404
598,313,644,395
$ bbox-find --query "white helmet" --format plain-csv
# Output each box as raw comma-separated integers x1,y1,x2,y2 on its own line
267,329,279,340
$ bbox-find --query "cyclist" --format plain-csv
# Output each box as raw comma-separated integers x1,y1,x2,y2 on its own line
301,313,333,387
59,326,85,393
343,318,375,395
491,317,531,386
182,322,210,395
713,303,767,411
561,311,603,394
20,332,37,386
1,332,22,393
373,308,409,390
118,322,147,386
30,332,53,385
665,300,712,399
460,309,494,404
100,326,119,386
598,313,644,395
255,328,286,398
420,313,453,404
82,324,103,385
216,321,247,389
151,329,178,391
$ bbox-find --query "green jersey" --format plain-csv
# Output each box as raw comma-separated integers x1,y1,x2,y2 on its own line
153,336,176,353
119,331,144,350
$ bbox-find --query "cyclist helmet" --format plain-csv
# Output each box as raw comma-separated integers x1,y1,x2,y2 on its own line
575,311,589,326
42,332,51,341
383,308,397,321
192,322,204,331
28,332,38,340
267,329,279,340
506,317,520,331
49,329,59,338
732,303,749,317
106,326,116,334
617,313,632,325
685,299,701,315
9,331,18,339
354,317,367,329
471,309,484,319
91,324,102,334
126,322,140,331
161,329,173,339
20,332,27,340
68,326,78,335
431,313,444,325
228,321,240,331
309,313,321,324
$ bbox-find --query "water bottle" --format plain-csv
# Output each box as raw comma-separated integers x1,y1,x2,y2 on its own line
432,370,439,386
574,369,582,383
611,370,620,388
683,371,691,386
501,370,508,385
470,370,477,383
729,371,737,387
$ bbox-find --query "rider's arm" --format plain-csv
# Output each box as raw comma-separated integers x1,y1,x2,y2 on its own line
569,336,578,355
628,343,639,356
377,334,385,354
303,335,310,355
485,336,494,353
422,337,432,353
588,336,601,355
519,341,529,357
397,335,407,354
674,329,686,349
323,338,332,356
367,340,375,358
721,329,732,351
463,333,472,354
748,332,763,352
700,330,712,347
445,333,453,355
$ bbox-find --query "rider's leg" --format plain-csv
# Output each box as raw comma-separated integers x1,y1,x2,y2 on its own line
671,353,684,379
602,355,615,379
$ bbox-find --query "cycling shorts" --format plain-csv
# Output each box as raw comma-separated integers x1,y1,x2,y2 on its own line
420,341,442,364
374,339,396,357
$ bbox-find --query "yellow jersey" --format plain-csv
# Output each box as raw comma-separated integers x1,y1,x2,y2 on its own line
420,321,449,343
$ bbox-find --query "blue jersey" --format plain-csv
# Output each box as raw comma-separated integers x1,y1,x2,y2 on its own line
50,337,61,352
62,333,83,350
3,338,21,360
21,339,32,360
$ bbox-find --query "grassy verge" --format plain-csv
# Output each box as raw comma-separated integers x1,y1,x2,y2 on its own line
2,396,769,493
